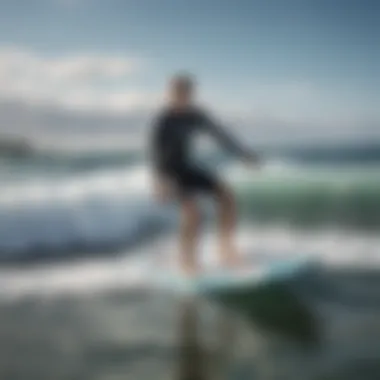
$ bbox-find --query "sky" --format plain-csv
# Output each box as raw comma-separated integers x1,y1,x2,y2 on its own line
0,0,379,146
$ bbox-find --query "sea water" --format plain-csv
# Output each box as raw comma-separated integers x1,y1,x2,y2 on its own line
0,142,379,379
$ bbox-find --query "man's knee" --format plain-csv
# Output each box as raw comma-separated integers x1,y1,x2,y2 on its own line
215,184,236,210
181,199,200,227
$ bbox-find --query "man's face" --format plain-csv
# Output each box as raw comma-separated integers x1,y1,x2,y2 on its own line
170,79,194,107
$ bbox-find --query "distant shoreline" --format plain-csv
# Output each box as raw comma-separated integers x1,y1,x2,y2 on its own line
0,137,33,157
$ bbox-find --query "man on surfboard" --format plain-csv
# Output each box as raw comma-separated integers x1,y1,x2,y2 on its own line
150,73,259,275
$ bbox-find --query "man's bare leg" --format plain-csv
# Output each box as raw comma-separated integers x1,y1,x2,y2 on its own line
179,198,201,276
216,185,240,268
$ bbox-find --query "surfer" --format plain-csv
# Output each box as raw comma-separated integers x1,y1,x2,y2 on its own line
150,73,259,275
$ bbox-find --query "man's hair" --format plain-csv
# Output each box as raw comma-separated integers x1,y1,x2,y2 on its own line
170,72,195,91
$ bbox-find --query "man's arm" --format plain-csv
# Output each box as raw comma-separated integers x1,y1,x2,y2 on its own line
149,118,161,174
149,112,173,202
199,110,260,163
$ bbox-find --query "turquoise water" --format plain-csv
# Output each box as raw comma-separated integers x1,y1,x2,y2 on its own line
234,165,380,229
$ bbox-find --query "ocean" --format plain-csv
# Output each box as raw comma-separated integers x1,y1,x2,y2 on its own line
0,142,379,379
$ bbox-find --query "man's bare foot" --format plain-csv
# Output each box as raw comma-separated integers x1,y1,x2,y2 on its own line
220,249,242,270
181,263,200,278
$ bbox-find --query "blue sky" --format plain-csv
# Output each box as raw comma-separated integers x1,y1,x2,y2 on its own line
0,0,379,143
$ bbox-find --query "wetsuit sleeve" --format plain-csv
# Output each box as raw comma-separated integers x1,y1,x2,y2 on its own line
198,110,253,160
149,113,166,175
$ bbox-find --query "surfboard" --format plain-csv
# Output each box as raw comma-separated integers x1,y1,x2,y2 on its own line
150,256,311,295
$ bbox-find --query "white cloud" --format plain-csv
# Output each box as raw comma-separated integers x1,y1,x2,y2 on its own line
0,47,378,146
46,56,140,81
0,47,154,113
207,79,379,133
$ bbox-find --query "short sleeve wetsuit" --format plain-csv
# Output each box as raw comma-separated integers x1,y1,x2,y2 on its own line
150,106,251,198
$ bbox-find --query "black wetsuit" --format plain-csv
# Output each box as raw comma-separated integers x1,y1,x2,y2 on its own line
150,107,249,198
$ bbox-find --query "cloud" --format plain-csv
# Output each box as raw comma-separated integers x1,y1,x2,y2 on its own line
208,79,379,134
0,47,154,113
0,47,378,147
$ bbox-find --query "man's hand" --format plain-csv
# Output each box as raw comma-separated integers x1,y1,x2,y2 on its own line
153,176,174,203
244,151,261,168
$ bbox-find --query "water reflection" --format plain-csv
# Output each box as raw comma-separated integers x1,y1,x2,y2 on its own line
176,296,236,380
174,270,380,380
175,282,320,380
212,282,320,346
177,297,206,380
1,268,380,379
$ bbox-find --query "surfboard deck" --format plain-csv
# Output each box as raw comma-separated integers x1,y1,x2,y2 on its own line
150,257,311,295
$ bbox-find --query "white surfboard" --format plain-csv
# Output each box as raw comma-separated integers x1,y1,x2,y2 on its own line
150,256,311,295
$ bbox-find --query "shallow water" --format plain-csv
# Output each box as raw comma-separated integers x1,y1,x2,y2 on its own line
1,145,380,380
1,265,379,380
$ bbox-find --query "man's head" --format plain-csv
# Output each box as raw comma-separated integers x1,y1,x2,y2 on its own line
168,73,195,109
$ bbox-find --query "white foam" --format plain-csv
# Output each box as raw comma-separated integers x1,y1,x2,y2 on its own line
0,164,152,206
0,225,379,300
0,165,172,254
0,251,151,300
